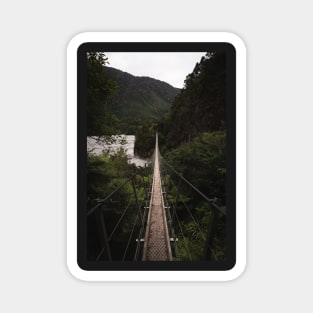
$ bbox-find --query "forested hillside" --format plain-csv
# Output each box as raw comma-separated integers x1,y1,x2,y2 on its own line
86,53,179,156
158,53,227,260
160,52,226,203
160,52,226,149
105,66,180,119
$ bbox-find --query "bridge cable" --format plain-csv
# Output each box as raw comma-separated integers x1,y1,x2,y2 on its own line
158,156,181,259
173,208,192,261
167,176,206,241
134,163,155,261
95,247,105,261
107,198,132,241
134,197,148,261
131,177,145,227
159,156,225,215
166,199,181,260
160,155,218,260
122,209,140,262
87,173,136,216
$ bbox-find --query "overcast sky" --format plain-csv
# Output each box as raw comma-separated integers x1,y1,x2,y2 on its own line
105,52,206,88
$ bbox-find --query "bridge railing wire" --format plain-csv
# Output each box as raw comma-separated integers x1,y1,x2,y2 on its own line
88,166,153,262
158,150,224,261
87,173,136,216
159,152,225,215
158,154,181,260
88,144,224,262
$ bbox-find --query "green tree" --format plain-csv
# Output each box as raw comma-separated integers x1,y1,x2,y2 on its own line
87,52,118,136
166,131,226,206
163,131,226,261
163,52,226,149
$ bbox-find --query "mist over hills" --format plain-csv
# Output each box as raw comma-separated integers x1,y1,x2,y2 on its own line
105,66,180,119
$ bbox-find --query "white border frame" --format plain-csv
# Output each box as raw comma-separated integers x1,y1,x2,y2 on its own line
67,32,246,281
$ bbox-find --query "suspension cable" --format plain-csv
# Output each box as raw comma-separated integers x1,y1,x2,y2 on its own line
160,156,225,215
87,173,136,216
161,156,219,261
179,191,218,261
157,151,181,259
123,173,149,261
131,177,144,227
174,209,192,261
167,199,180,260
133,196,148,261
167,175,205,240
122,210,139,262
107,198,132,241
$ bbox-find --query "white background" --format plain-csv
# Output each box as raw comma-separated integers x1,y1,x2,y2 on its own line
0,0,312,312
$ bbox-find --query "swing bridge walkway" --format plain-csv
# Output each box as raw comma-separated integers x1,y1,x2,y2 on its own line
87,134,226,262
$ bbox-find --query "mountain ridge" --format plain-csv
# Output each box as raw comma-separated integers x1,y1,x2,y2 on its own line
104,66,180,120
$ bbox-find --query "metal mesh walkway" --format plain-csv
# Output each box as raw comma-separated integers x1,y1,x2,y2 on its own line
142,134,172,261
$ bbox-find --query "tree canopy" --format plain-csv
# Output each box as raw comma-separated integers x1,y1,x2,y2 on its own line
161,52,226,149
87,52,118,136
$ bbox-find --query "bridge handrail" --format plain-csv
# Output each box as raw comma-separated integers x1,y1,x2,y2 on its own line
159,154,226,216
87,173,136,216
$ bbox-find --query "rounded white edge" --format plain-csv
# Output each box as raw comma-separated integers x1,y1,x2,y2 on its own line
67,32,246,282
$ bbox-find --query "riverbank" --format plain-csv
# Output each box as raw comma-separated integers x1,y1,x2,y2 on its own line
87,135,148,167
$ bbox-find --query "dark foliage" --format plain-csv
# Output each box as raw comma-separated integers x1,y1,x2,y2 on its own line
162,52,226,149
87,52,118,136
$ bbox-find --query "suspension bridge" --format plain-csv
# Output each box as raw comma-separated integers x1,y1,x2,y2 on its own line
142,133,172,261
87,133,226,262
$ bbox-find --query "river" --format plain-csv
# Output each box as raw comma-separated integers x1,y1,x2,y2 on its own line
87,135,148,167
